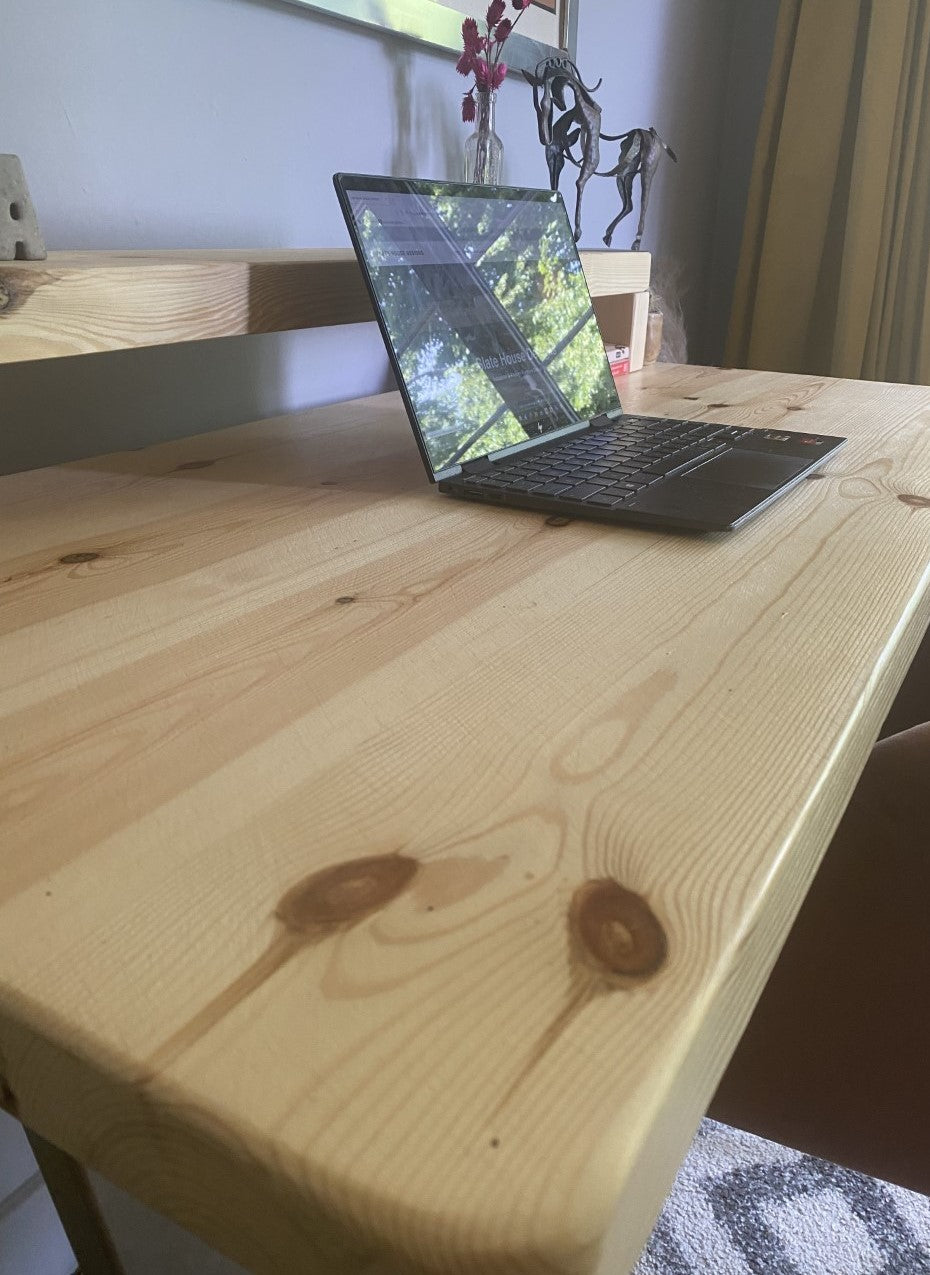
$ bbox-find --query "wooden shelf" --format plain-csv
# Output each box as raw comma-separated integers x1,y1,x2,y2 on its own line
0,249,651,365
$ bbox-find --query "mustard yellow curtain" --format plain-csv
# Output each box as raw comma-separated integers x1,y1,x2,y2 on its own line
727,0,930,382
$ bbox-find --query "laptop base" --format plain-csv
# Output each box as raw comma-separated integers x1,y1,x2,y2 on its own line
438,414,846,533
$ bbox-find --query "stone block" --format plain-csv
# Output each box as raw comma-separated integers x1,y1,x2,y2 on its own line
0,155,46,260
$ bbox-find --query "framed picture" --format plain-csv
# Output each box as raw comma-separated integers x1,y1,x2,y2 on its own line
280,0,577,74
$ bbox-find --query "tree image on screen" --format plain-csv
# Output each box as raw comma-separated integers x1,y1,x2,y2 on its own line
350,188,618,473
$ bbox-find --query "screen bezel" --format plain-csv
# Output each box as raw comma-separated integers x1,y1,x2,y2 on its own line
334,172,617,482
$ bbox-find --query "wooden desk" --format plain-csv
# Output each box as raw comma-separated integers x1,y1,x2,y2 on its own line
1,363,930,1275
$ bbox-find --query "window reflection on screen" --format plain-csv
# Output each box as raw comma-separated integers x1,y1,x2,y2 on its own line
345,184,619,475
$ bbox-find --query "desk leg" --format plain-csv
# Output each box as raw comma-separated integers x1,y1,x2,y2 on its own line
24,1128,126,1275
880,623,930,737
709,722,930,1195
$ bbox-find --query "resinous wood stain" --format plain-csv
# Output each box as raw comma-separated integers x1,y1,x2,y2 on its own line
2,366,930,1275
494,881,668,1116
148,854,420,1073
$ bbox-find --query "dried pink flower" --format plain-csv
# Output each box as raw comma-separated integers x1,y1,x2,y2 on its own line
461,16,482,50
457,0,528,123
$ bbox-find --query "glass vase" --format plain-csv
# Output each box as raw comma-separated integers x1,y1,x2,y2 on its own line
464,89,504,185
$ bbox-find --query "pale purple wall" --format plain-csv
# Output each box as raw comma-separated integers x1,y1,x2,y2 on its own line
0,0,773,474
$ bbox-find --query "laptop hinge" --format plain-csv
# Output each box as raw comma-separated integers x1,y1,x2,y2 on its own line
460,456,494,474
458,408,622,476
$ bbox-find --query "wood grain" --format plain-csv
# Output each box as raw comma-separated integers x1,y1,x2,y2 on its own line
592,291,649,371
0,249,651,364
2,365,930,1274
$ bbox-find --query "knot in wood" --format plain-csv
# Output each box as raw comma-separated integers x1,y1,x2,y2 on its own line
275,854,418,933
570,879,667,983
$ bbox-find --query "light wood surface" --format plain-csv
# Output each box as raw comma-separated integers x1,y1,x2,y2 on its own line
2,364,930,1274
0,248,651,364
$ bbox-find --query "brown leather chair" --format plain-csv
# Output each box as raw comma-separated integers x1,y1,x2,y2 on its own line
711,629,930,1195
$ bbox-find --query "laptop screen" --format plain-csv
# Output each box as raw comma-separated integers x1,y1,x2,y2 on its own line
337,177,620,478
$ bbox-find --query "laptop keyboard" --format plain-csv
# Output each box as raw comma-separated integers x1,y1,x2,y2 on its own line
458,415,752,509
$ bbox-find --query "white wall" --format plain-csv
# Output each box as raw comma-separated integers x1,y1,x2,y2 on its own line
0,0,753,475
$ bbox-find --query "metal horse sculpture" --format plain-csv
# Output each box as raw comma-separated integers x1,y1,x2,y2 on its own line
523,57,677,250
601,127,678,250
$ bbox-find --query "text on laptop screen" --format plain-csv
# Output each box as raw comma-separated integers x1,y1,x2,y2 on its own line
344,184,619,474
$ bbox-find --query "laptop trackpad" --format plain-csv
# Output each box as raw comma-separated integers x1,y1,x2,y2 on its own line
688,450,813,490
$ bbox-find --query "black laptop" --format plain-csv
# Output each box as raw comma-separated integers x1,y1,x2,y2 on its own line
334,174,845,532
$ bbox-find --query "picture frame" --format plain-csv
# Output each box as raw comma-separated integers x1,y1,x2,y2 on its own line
279,0,577,75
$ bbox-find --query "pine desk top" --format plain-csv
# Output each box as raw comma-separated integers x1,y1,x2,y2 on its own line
1,363,929,1274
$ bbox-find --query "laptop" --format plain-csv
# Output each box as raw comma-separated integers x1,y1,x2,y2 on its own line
334,173,845,532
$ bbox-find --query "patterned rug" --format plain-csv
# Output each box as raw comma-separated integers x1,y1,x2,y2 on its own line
633,1120,930,1275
